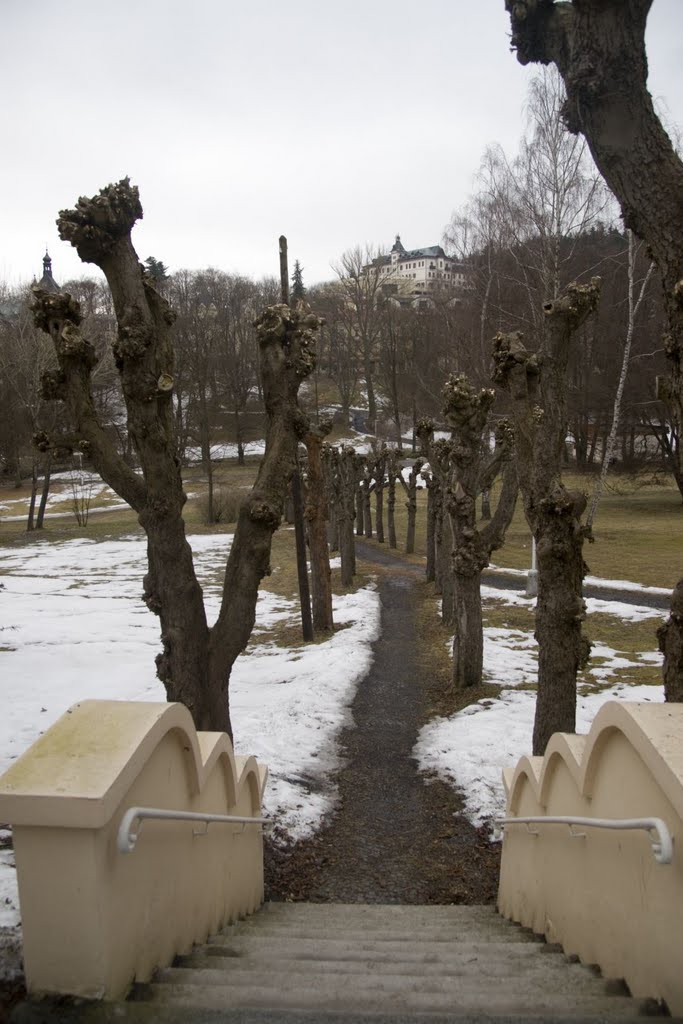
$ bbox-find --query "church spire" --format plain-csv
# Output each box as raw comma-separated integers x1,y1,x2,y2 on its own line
38,249,60,293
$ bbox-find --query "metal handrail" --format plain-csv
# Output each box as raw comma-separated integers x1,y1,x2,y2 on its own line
117,806,269,854
495,815,673,865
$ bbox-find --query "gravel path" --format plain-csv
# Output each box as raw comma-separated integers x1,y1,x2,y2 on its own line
264,543,500,905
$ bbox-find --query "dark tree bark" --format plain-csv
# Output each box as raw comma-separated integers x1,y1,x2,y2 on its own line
291,459,314,642
355,481,365,537
338,446,358,585
32,179,322,738
371,445,387,544
417,422,454,624
493,278,600,753
506,0,683,697
35,454,52,530
26,462,38,532
658,579,683,703
304,420,334,634
386,449,400,549
360,464,373,540
441,375,518,690
424,468,437,584
398,458,424,555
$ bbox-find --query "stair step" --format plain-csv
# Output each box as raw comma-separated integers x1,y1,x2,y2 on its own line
217,923,539,942
139,981,643,1017
206,935,552,961
157,962,610,995
176,952,577,978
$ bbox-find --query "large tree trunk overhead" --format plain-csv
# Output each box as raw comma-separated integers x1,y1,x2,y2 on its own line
505,0,683,543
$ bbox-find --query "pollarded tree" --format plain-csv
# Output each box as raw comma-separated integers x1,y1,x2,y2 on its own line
32,179,322,738
439,376,518,690
493,278,601,754
505,0,683,697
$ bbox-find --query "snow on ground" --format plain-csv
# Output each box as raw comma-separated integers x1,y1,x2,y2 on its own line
489,562,672,597
0,533,380,927
415,585,666,832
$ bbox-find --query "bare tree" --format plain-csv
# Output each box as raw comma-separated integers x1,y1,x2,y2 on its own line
493,279,601,754
587,231,656,526
32,179,322,738
334,246,389,432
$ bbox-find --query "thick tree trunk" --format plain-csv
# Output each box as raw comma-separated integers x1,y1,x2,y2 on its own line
438,511,455,628
337,446,357,586
305,427,334,634
493,280,600,753
401,459,423,556
33,180,322,738
507,0,683,699
441,376,518,690
658,579,683,702
453,573,484,689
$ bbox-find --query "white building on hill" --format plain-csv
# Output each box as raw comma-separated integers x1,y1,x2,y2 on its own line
366,235,469,303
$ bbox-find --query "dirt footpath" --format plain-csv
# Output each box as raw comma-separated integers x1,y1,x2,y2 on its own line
265,543,500,904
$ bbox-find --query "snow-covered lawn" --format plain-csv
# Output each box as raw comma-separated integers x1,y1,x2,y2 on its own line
0,533,380,927
0,529,668,934
414,583,666,830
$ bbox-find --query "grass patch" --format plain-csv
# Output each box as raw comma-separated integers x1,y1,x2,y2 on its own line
482,597,663,692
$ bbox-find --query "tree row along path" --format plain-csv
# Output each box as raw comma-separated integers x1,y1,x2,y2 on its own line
264,539,500,905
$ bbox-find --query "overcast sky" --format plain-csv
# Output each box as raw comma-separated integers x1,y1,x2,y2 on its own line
2,1,681,289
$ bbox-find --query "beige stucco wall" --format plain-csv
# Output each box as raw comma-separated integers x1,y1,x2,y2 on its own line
498,701,683,1014
0,700,267,1000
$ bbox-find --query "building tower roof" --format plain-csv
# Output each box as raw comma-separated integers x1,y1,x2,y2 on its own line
37,250,60,293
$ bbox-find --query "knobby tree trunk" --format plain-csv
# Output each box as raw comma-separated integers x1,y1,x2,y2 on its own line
493,279,600,753
441,376,519,690
506,0,683,699
32,178,322,739
658,579,683,702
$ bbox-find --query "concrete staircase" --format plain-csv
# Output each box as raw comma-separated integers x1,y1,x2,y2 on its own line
13,902,671,1022
125,902,662,1021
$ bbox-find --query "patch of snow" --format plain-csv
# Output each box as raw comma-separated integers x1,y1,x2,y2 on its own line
0,533,381,927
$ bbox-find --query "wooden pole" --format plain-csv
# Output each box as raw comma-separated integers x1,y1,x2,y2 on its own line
279,235,313,641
